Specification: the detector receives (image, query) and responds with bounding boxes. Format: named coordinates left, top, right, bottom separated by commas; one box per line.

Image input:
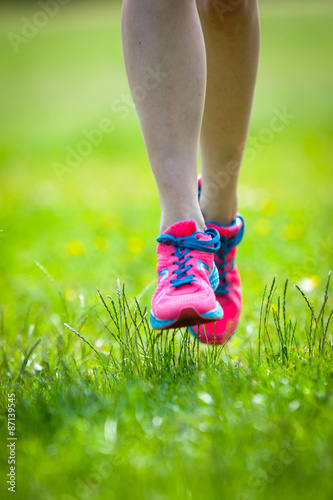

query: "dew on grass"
left=152, top=416, right=162, bottom=427
left=297, top=277, right=317, bottom=293
left=252, top=394, right=265, bottom=405
left=197, top=391, right=214, bottom=405
left=79, top=294, right=85, bottom=308
left=27, top=324, right=35, bottom=337
left=280, top=377, right=289, bottom=385
left=288, top=400, right=301, bottom=412
left=246, top=324, right=254, bottom=336
left=198, top=421, right=211, bottom=433
left=104, top=419, right=117, bottom=444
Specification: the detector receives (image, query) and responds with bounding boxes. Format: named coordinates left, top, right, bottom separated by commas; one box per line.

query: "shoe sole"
left=150, top=302, right=223, bottom=330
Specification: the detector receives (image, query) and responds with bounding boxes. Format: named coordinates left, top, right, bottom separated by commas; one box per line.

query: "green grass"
left=1, top=1, right=333, bottom=499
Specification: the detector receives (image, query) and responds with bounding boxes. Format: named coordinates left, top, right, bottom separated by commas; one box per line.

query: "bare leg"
left=121, top=0, right=207, bottom=232
left=196, top=0, right=260, bottom=225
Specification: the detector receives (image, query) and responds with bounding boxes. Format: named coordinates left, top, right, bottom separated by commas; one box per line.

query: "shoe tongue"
left=164, top=220, right=198, bottom=238
left=208, top=217, right=242, bottom=238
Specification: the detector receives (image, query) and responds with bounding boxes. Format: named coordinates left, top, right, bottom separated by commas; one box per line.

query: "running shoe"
left=189, top=176, right=245, bottom=344
left=150, top=220, right=224, bottom=330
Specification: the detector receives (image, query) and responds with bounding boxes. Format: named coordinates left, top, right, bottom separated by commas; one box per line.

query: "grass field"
left=0, top=1, right=333, bottom=499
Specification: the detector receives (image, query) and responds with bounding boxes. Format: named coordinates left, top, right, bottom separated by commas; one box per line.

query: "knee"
left=197, top=0, right=258, bottom=28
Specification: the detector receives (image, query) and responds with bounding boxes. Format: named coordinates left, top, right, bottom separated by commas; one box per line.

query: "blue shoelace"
left=157, top=228, right=220, bottom=288
left=215, top=217, right=244, bottom=295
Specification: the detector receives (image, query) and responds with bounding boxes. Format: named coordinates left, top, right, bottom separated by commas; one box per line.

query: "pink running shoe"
left=189, top=177, right=245, bottom=344
left=150, top=220, right=224, bottom=330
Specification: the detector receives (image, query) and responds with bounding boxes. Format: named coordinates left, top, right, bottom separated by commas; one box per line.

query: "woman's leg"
left=121, top=0, right=207, bottom=232
left=196, top=0, right=260, bottom=225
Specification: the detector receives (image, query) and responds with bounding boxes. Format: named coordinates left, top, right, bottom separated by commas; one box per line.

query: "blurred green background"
left=1, top=0, right=333, bottom=318
left=1, top=2, right=333, bottom=500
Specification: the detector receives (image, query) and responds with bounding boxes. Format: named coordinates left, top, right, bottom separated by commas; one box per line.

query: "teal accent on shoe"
left=197, top=260, right=210, bottom=272
left=201, top=302, right=223, bottom=320
left=149, top=310, right=177, bottom=329
left=209, top=263, right=219, bottom=292
left=157, top=268, right=169, bottom=283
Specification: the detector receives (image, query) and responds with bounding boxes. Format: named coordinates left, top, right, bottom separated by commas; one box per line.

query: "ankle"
left=160, top=207, right=205, bottom=233
left=200, top=194, right=238, bottom=226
